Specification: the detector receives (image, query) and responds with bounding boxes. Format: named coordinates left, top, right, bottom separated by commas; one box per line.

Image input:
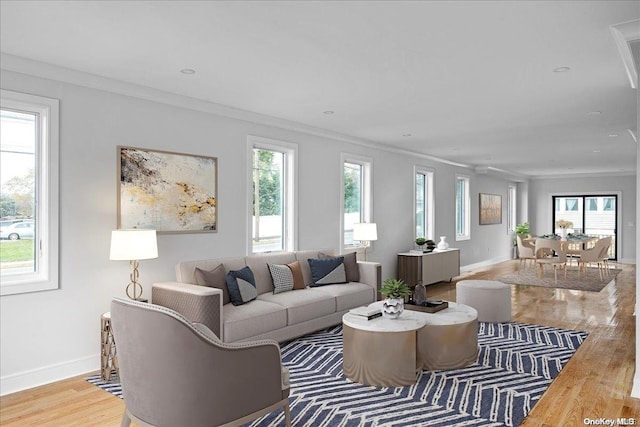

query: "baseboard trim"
left=0, top=354, right=99, bottom=396
left=461, top=256, right=513, bottom=274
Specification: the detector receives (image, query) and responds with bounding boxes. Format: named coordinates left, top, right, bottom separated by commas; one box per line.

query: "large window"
left=248, top=136, right=296, bottom=253
left=415, top=167, right=434, bottom=240
left=455, top=175, right=470, bottom=241
left=0, top=90, right=59, bottom=295
left=341, top=154, right=372, bottom=249
left=507, top=184, right=517, bottom=233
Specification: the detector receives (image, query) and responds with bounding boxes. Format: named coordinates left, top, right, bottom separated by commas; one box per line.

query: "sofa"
left=152, top=249, right=381, bottom=343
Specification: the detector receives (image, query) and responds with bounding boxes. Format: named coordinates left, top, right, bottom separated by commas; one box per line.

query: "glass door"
left=552, top=195, right=617, bottom=260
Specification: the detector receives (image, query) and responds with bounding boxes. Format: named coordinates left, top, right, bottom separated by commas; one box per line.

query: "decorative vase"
left=559, top=228, right=568, bottom=241
left=414, top=281, right=427, bottom=305
left=437, top=236, right=449, bottom=250
left=382, top=298, right=404, bottom=319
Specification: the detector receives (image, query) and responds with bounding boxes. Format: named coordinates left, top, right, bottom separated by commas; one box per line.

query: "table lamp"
left=353, top=222, right=377, bottom=261
left=110, top=229, right=158, bottom=301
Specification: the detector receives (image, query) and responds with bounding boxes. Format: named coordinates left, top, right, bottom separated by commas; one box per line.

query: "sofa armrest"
left=152, top=282, right=223, bottom=340
left=356, top=261, right=382, bottom=300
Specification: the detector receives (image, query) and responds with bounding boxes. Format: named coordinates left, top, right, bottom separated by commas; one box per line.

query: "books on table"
left=349, top=306, right=382, bottom=320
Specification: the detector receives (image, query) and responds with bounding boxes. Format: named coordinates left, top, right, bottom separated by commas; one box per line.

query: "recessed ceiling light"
left=587, top=111, right=602, bottom=115
left=402, top=133, right=412, bottom=137
left=608, top=133, right=619, bottom=137
left=593, top=149, right=601, bottom=153
left=180, top=69, right=196, bottom=75
left=553, top=66, right=571, bottom=73
left=323, top=110, right=335, bottom=115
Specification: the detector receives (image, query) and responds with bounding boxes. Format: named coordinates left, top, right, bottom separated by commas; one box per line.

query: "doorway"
left=552, top=195, right=617, bottom=260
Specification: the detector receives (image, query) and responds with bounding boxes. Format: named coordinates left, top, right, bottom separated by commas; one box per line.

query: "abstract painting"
left=117, top=146, right=217, bottom=233
left=479, top=193, right=502, bottom=225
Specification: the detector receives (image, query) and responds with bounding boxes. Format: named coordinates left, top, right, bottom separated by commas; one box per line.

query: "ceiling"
left=1, top=1, right=638, bottom=179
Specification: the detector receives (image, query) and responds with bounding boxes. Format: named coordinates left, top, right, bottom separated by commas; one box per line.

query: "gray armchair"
left=110, top=298, right=291, bottom=427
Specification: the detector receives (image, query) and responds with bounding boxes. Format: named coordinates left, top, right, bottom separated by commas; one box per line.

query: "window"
left=603, top=197, right=615, bottom=211
left=586, top=197, right=598, bottom=211
left=415, top=167, right=434, bottom=240
left=341, top=154, right=372, bottom=249
left=1, top=90, right=59, bottom=295
left=565, top=198, right=579, bottom=211
left=455, top=175, right=470, bottom=240
left=248, top=136, right=297, bottom=253
left=507, top=184, right=516, bottom=233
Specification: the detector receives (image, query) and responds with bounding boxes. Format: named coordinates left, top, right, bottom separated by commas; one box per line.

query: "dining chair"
left=578, top=237, right=612, bottom=281
left=534, top=238, right=567, bottom=284
left=516, top=234, right=535, bottom=270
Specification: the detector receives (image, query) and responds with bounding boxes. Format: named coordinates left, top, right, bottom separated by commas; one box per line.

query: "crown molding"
left=610, top=19, right=640, bottom=89
left=0, top=53, right=473, bottom=170
left=530, top=170, right=636, bottom=180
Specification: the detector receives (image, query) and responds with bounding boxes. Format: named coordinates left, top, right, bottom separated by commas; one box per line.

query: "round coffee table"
left=342, top=309, right=428, bottom=387
left=413, top=301, right=478, bottom=370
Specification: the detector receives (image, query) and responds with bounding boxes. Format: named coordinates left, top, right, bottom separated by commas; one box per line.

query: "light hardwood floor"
left=1, top=260, right=638, bottom=426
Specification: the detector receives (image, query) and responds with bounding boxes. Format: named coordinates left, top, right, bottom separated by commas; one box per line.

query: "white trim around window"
left=414, top=166, right=434, bottom=241
left=246, top=135, right=298, bottom=254
left=340, top=153, right=373, bottom=252
left=455, top=174, right=471, bottom=241
left=507, top=184, right=517, bottom=233
left=0, top=90, right=59, bottom=296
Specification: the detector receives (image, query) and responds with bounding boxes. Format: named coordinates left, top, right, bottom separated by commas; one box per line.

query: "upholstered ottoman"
left=456, top=280, right=511, bottom=323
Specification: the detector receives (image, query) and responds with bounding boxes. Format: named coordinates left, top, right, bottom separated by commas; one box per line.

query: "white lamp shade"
left=110, top=229, right=158, bottom=261
left=353, top=223, right=378, bottom=241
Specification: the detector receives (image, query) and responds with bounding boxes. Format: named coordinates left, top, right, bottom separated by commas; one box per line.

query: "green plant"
left=515, top=222, right=530, bottom=236
left=415, top=237, right=427, bottom=246
left=380, top=278, right=412, bottom=299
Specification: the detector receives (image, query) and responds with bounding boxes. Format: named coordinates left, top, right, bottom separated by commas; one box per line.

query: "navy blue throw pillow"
left=226, top=266, right=258, bottom=306
left=308, top=256, right=347, bottom=286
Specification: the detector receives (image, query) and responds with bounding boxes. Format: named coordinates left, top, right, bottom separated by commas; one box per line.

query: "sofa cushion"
left=257, top=289, right=335, bottom=325
left=194, top=264, right=230, bottom=305
left=268, top=263, right=294, bottom=294
left=319, top=251, right=359, bottom=282
left=310, top=282, right=376, bottom=312
left=287, top=261, right=306, bottom=290
left=226, top=266, right=258, bottom=306
left=246, top=253, right=297, bottom=294
left=308, top=256, right=347, bottom=286
left=223, top=300, right=287, bottom=342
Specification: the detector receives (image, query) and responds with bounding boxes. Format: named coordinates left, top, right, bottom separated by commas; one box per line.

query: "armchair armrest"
left=357, top=261, right=382, bottom=299
left=152, top=281, right=223, bottom=340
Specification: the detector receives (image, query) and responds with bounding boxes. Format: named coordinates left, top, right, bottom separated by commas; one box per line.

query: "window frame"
left=507, top=184, right=517, bottom=233
left=247, top=136, right=297, bottom=254
left=0, top=89, right=59, bottom=296
left=455, top=174, right=471, bottom=241
left=414, top=166, right=434, bottom=240
left=340, top=153, right=373, bottom=252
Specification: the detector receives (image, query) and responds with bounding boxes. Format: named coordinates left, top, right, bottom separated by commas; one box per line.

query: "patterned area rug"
left=87, top=322, right=587, bottom=427
left=498, top=266, right=621, bottom=292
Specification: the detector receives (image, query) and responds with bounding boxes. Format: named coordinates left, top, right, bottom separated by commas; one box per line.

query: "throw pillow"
left=268, top=263, right=294, bottom=294
left=194, top=265, right=230, bottom=305
left=287, top=260, right=306, bottom=290
left=308, top=256, right=347, bottom=287
left=226, top=266, right=258, bottom=306
left=319, top=251, right=360, bottom=282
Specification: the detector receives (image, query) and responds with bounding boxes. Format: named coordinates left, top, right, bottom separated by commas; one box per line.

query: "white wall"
left=527, top=176, right=636, bottom=263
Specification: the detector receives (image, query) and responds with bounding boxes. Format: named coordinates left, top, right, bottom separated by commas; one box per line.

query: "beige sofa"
left=152, top=249, right=381, bottom=343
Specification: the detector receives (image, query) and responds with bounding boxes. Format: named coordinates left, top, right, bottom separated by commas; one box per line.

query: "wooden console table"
left=397, top=249, right=460, bottom=286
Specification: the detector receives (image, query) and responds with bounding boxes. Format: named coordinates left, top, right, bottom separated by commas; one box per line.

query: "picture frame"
left=479, top=193, right=502, bottom=225
left=117, top=146, right=218, bottom=234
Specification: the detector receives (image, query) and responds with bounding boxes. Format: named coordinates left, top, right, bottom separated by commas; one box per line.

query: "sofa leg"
left=284, top=402, right=292, bottom=427
left=121, top=410, right=131, bottom=427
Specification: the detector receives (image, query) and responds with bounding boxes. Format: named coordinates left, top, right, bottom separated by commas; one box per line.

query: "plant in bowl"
left=380, top=279, right=412, bottom=319
left=415, top=237, right=427, bottom=247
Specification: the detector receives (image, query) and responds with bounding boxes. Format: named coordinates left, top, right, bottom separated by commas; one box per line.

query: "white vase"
left=437, top=236, right=449, bottom=250
left=559, top=228, right=568, bottom=241
left=382, top=298, right=404, bottom=319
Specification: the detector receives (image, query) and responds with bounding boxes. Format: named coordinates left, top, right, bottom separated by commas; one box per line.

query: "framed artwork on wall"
left=117, top=146, right=217, bottom=233
left=479, top=193, right=502, bottom=225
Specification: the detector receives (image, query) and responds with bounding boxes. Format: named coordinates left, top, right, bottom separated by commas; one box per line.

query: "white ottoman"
left=456, top=280, right=512, bottom=323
